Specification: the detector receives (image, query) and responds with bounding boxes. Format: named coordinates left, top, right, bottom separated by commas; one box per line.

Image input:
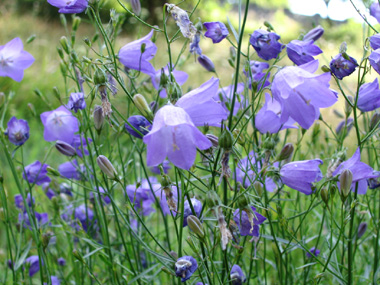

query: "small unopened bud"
left=70, top=51, right=79, bottom=63
left=264, top=21, right=274, bottom=31
left=197, top=55, right=215, bottom=72
left=262, top=137, right=276, bottom=151
left=160, top=174, right=171, bottom=188
left=253, top=181, right=263, bottom=197
left=340, top=169, right=353, bottom=200
left=187, top=215, right=205, bottom=238
left=357, top=222, right=367, bottom=238
left=206, top=190, right=221, bottom=208
left=159, top=68, right=169, bottom=88
left=41, top=232, right=52, bottom=249
left=206, top=134, right=219, bottom=148
left=26, top=34, right=36, bottom=44
left=97, top=155, right=117, bottom=179
left=60, top=36, right=70, bottom=54
left=72, top=16, right=81, bottom=31
left=93, top=105, right=104, bottom=132
left=219, top=129, right=233, bottom=150
left=72, top=250, right=85, bottom=263
left=84, top=38, right=91, bottom=47
left=320, top=187, right=329, bottom=206
left=133, top=94, right=153, bottom=120
left=370, top=113, right=380, bottom=130
left=130, top=0, right=141, bottom=15
left=277, top=143, right=294, bottom=161
left=47, top=166, right=61, bottom=177
left=57, top=47, right=64, bottom=60
left=56, top=140, right=76, bottom=156
left=60, top=14, right=67, bottom=28
left=303, top=25, right=324, bottom=42
left=321, top=65, right=330, bottom=73
left=94, top=69, right=107, bottom=86
left=51, top=196, right=60, bottom=212
left=53, top=86, right=61, bottom=101
left=166, top=81, right=182, bottom=103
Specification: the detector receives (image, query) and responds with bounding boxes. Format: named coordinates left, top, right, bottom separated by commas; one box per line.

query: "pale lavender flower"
left=357, top=78, right=380, bottom=112
left=130, top=0, right=141, bottom=15
left=369, top=49, right=380, bottom=75
left=183, top=198, right=202, bottom=227
left=126, top=178, right=159, bottom=216
left=332, top=148, right=380, bottom=195
left=330, top=53, right=358, bottom=80
left=70, top=135, right=92, bottom=157
left=58, top=160, right=85, bottom=180
left=306, top=247, right=320, bottom=258
left=303, top=25, right=324, bottom=42
left=255, top=93, right=296, bottom=134
left=44, top=276, right=60, bottom=285
left=370, top=2, right=380, bottom=23
left=118, top=30, right=157, bottom=76
left=272, top=60, right=338, bottom=129
left=149, top=160, right=171, bottom=174
left=336, top=117, right=354, bottom=136
left=216, top=83, right=245, bottom=116
left=125, top=115, right=151, bottom=139
left=176, top=77, right=228, bottom=127
left=47, top=0, right=88, bottom=14
left=67, top=92, right=86, bottom=113
left=143, top=105, right=212, bottom=170
left=40, top=105, right=79, bottom=143
left=14, top=193, right=34, bottom=211
left=286, top=40, right=322, bottom=66
left=233, top=206, right=266, bottom=237
left=175, top=256, right=198, bottom=282
left=19, top=211, right=49, bottom=229
left=370, top=34, right=380, bottom=50
left=230, top=264, right=246, bottom=284
left=23, top=161, right=51, bottom=185
left=204, top=21, right=229, bottom=43
left=0, top=37, right=34, bottom=82
left=243, top=60, right=271, bottom=90
left=249, top=29, right=284, bottom=60
left=25, top=256, right=42, bottom=277
left=280, top=159, right=323, bottom=195
left=89, top=187, right=111, bottom=205
left=151, top=66, right=188, bottom=98
left=6, top=117, right=30, bottom=146
left=62, top=204, right=96, bottom=232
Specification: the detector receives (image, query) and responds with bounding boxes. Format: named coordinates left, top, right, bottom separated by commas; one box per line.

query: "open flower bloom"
left=216, top=83, right=245, bottom=116
left=369, top=49, right=380, bottom=75
left=126, top=178, right=159, bottom=216
left=332, top=148, right=380, bottom=195
left=0, top=37, right=34, bottom=82
left=204, top=21, right=229, bottom=43
left=47, top=0, right=88, bottom=13
left=176, top=77, right=228, bottom=127
left=280, top=159, right=323, bottom=195
left=6, top=117, right=30, bottom=146
left=61, top=204, right=97, bottom=232
left=357, top=78, right=380, bottom=112
left=23, top=161, right=51, bottom=185
left=40, top=105, right=79, bottom=143
left=19, top=211, right=49, bottom=229
left=286, top=40, right=322, bottom=66
left=143, top=105, right=212, bottom=170
left=370, top=2, right=380, bottom=24
left=249, top=29, right=284, bottom=60
left=370, top=34, right=380, bottom=50
left=272, top=60, right=338, bottom=129
left=67, top=92, right=86, bottom=113
left=306, top=247, right=321, bottom=258
left=175, top=256, right=198, bottom=282
left=330, top=53, right=358, bottom=79
left=230, top=264, right=247, bottom=284
left=233, top=206, right=266, bottom=237
left=255, top=93, right=296, bottom=134
left=151, top=66, right=188, bottom=98
left=119, top=30, right=157, bottom=76
left=25, top=256, right=42, bottom=277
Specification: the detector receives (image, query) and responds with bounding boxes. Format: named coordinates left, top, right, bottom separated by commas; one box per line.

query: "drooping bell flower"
left=23, top=161, right=51, bottom=185
left=370, top=2, right=380, bottom=24
left=25, top=256, right=42, bottom=277
left=61, top=204, right=97, bottom=232
left=40, top=105, right=79, bottom=143
left=272, top=60, right=338, bottom=129
left=370, top=34, right=380, bottom=50
left=143, top=105, right=212, bottom=170
left=215, top=83, right=245, bottom=116
left=249, top=29, right=284, bottom=61
left=125, top=115, right=151, bottom=139
left=330, top=53, right=358, bottom=80
left=0, top=37, right=34, bottom=82
left=183, top=198, right=202, bottom=227
left=176, top=77, right=228, bottom=127
left=67, top=92, right=86, bottom=113
left=14, top=193, right=34, bottom=211
left=175, top=256, right=198, bottom=282
left=280, top=159, right=323, bottom=195
left=230, top=264, right=247, bottom=284
left=243, top=60, right=271, bottom=90
left=306, top=247, right=321, bottom=258
left=369, top=49, right=380, bottom=75
left=118, top=30, right=157, bottom=76
left=47, top=0, right=88, bottom=13
left=332, top=148, right=380, bottom=195
left=19, top=211, right=49, bottom=229
left=70, top=135, right=92, bottom=157
left=357, top=78, right=380, bottom=112
left=204, top=21, right=229, bottom=43
left=233, top=206, right=266, bottom=237
left=126, top=178, right=158, bottom=216
left=335, top=117, right=354, bottom=136
left=58, top=160, right=86, bottom=180
left=6, top=117, right=30, bottom=146
left=303, top=25, right=324, bottom=42
left=151, top=66, right=188, bottom=98
left=255, top=93, right=296, bottom=134
left=286, top=40, right=322, bottom=66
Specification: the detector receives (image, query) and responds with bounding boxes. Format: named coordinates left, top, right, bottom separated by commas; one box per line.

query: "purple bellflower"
left=369, top=49, right=380, bottom=75
left=58, top=160, right=86, bottom=180
left=306, top=247, right=320, bottom=258
left=249, top=29, right=284, bottom=61
left=332, top=148, right=380, bottom=195
left=42, top=183, right=73, bottom=200
left=357, top=78, right=380, bottom=112
left=47, top=0, right=88, bottom=13
left=143, top=105, right=212, bottom=170
left=57, top=257, right=66, bottom=266
left=230, top=264, right=247, bottom=285
left=19, top=211, right=49, bottom=229
left=125, top=115, right=151, bottom=139
left=149, top=160, right=171, bottom=174
left=176, top=77, right=228, bottom=127
left=198, top=55, right=216, bottom=72
left=183, top=198, right=202, bottom=227
left=204, top=21, right=229, bottom=43
left=286, top=40, right=322, bottom=66
left=126, top=178, right=159, bottom=216
left=62, top=204, right=96, bottom=232
left=330, top=53, right=358, bottom=80
left=6, top=117, right=30, bottom=146
left=67, top=92, right=86, bottom=113
left=151, top=66, right=188, bottom=98
left=303, top=25, right=324, bottom=42
left=280, top=159, right=323, bottom=195
left=25, top=256, right=42, bottom=277
left=155, top=185, right=180, bottom=216
left=119, top=30, right=157, bottom=76
left=23, top=161, right=51, bottom=185
left=216, top=83, right=245, bottom=116
left=370, top=2, right=380, bottom=23
left=40, top=105, right=79, bottom=143
left=233, top=206, right=266, bottom=237
left=14, top=193, right=34, bottom=211
left=272, top=60, right=338, bottom=129
left=44, top=276, right=60, bottom=285
left=255, top=93, right=296, bottom=134
left=0, top=37, right=34, bottom=82
left=175, top=256, right=198, bottom=282
left=70, top=135, right=92, bottom=157
left=370, top=34, right=380, bottom=50
left=336, top=117, right=354, bottom=136
left=90, top=187, right=111, bottom=205
left=243, top=60, right=271, bottom=90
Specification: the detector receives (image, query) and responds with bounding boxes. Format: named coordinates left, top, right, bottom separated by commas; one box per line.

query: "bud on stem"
left=97, top=155, right=117, bottom=180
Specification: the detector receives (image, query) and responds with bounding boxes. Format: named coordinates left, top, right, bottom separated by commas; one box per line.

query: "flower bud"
left=277, top=143, right=294, bottom=161
left=130, top=0, right=141, bottom=15
left=160, top=174, right=171, bottom=188
left=72, top=250, right=85, bottom=264
left=72, top=16, right=81, bottom=31
left=159, top=68, right=169, bottom=88
left=253, top=181, right=263, bottom=197
left=357, top=222, right=367, bottom=238
left=166, top=81, right=182, bottom=103
left=94, top=69, right=107, bottom=86
left=187, top=215, right=205, bottom=238
left=97, top=155, right=117, bottom=179
left=60, top=36, right=70, bottom=54
left=57, top=47, right=64, bottom=60
left=206, top=190, right=221, bottom=208
left=264, top=21, right=274, bottom=31
left=303, top=25, right=324, bottom=42
left=93, top=105, right=104, bottom=132
left=84, top=38, right=91, bottom=47
left=340, top=169, right=353, bottom=200
left=370, top=113, right=380, bottom=130
left=47, top=166, right=61, bottom=177
left=41, top=232, right=52, bottom=250
left=55, top=140, right=77, bottom=156
left=133, top=94, right=153, bottom=121
left=197, top=55, right=215, bottom=72
left=125, top=115, right=151, bottom=139
left=206, top=134, right=219, bottom=148
left=320, top=187, right=329, bottom=206
left=321, top=65, right=330, bottom=73
left=219, top=129, right=233, bottom=150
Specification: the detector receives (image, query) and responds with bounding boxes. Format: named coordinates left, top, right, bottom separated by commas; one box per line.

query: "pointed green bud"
left=206, top=190, right=221, bottom=208
left=47, top=166, right=61, bottom=177
left=140, top=43, right=146, bottom=54
left=160, top=174, right=171, bottom=188
left=219, top=129, right=234, bottom=150
left=26, top=35, right=36, bottom=44
left=187, top=215, right=205, bottom=238
left=60, top=36, right=70, bottom=54
left=97, top=155, right=117, bottom=180
left=159, top=68, right=169, bottom=88
left=340, top=169, right=353, bottom=201
left=277, top=143, right=294, bottom=161
left=93, top=105, right=104, bottom=132
left=229, top=46, right=236, bottom=61
left=320, top=187, right=329, bottom=206
left=133, top=94, right=153, bottom=120
left=72, top=16, right=81, bottom=31
left=370, top=113, right=380, bottom=130
left=321, top=65, right=331, bottom=73
left=264, top=21, right=274, bottom=31
left=57, top=47, right=64, bottom=60
left=253, top=181, right=263, bottom=197
left=236, top=194, right=250, bottom=209
left=84, top=38, right=91, bottom=47
left=94, top=69, right=107, bottom=86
